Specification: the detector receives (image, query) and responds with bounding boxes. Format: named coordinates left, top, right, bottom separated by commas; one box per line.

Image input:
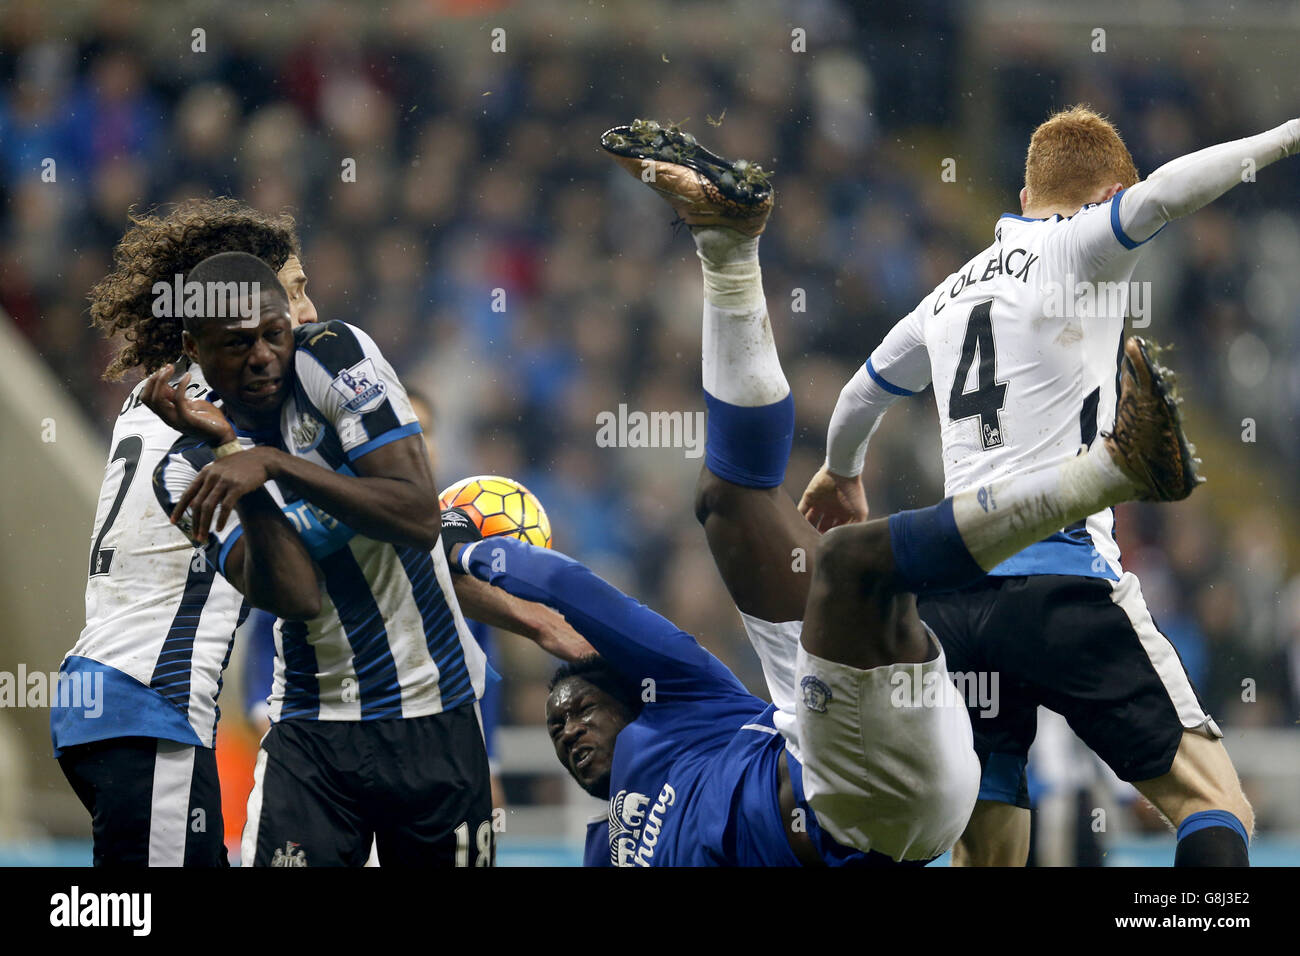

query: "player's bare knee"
left=1167, top=790, right=1254, bottom=837
left=1205, top=778, right=1255, bottom=835
left=1143, top=734, right=1256, bottom=835
left=1230, top=794, right=1255, bottom=836
left=812, top=522, right=894, bottom=598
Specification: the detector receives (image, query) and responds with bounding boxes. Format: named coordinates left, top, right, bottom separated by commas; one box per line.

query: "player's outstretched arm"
left=450, top=536, right=748, bottom=698
left=163, top=434, right=441, bottom=552
left=451, top=573, right=595, bottom=662
left=438, top=508, right=594, bottom=660
left=803, top=309, right=931, bottom=528
left=454, top=574, right=595, bottom=665
left=1117, top=118, right=1300, bottom=244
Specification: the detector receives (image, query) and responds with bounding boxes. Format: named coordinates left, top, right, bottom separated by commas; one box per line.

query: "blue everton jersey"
left=154, top=321, right=488, bottom=722
left=459, top=537, right=870, bottom=867
left=583, top=818, right=610, bottom=868
left=598, top=671, right=783, bottom=867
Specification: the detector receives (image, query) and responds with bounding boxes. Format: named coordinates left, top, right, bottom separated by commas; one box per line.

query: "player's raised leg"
left=601, top=121, right=816, bottom=633
left=688, top=218, right=818, bottom=627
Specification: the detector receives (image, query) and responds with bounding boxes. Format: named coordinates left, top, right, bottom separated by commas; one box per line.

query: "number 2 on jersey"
left=949, top=300, right=1008, bottom=450
left=88, top=435, right=144, bottom=577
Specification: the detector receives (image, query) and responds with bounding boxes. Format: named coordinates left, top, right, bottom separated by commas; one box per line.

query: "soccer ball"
left=439, top=475, right=553, bottom=549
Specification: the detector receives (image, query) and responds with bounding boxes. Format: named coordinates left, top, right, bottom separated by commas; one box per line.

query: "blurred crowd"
left=2, top=0, right=1297, bottom=759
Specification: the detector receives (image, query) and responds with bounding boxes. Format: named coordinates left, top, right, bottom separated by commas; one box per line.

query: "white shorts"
left=739, top=612, right=980, bottom=862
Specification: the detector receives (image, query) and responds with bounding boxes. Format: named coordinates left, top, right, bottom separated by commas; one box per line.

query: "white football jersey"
left=868, top=194, right=1159, bottom=578
left=54, top=361, right=247, bottom=755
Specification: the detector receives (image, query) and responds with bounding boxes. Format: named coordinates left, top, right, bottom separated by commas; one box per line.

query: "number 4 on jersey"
left=949, top=300, right=1008, bottom=450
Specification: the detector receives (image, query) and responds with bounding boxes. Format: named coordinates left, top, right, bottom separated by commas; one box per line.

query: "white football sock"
left=951, top=444, right=1138, bottom=571
left=695, top=227, right=789, bottom=407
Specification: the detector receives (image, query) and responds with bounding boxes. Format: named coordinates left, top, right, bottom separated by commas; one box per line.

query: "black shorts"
left=242, top=702, right=494, bottom=867
left=918, top=572, right=1220, bottom=809
left=58, top=736, right=228, bottom=867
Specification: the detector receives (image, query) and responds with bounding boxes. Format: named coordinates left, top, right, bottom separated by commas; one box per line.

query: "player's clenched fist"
left=173, top=447, right=275, bottom=542
left=798, top=464, right=869, bottom=531
left=141, top=363, right=236, bottom=447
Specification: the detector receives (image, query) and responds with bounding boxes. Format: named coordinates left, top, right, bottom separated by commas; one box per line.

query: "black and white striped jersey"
left=153, top=321, right=488, bottom=723
left=53, top=361, right=247, bottom=756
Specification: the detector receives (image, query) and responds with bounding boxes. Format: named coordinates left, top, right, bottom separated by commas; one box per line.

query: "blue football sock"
left=703, top=391, right=794, bottom=489
left=886, top=498, right=986, bottom=594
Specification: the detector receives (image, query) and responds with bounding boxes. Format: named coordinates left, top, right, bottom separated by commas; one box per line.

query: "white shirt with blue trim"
left=834, top=198, right=1154, bottom=579
left=827, top=120, right=1300, bottom=580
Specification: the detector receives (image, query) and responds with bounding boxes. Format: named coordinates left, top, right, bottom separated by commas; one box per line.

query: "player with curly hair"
left=89, top=197, right=313, bottom=380
left=59, top=197, right=589, bottom=867
left=53, top=198, right=314, bottom=866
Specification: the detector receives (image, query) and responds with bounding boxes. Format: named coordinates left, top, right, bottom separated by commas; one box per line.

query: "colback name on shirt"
left=932, top=246, right=1040, bottom=315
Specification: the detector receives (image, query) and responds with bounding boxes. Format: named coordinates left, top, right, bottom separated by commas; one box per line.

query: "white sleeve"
left=1117, top=119, right=1300, bottom=244
left=1046, top=119, right=1300, bottom=275
left=825, top=309, right=931, bottom=478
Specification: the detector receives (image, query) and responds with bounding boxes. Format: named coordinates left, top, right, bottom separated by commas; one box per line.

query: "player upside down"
left=439, top=122, right=1203, bottom=865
